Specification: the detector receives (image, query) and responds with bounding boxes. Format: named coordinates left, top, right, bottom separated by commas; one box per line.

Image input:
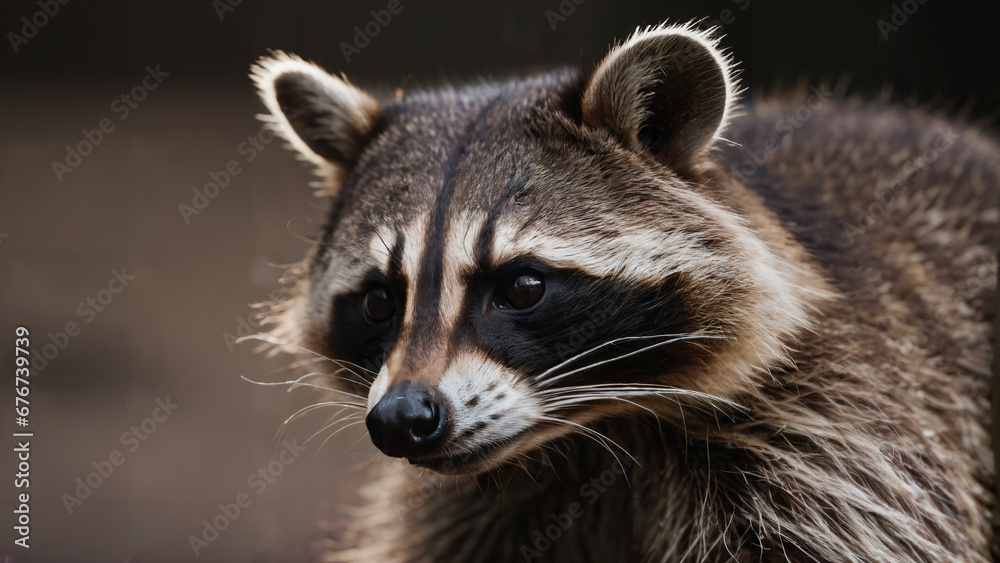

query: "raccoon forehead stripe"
left=389, top=212, right=481, bottom=380
left=403, top=96, right=504, bottom=360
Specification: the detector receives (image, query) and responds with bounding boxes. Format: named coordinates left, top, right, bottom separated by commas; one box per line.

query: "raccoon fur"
left=250, top=22, right=998, bottom=563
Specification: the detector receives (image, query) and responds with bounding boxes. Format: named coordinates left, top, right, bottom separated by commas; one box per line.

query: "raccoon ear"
left=251, top=52, right=380, bottom=174
left=581, top=24, right=737, bottom=170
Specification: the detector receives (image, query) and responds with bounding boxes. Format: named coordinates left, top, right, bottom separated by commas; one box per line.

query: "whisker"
left=313, top=419, right=369, bottom=465
left=264, top=356, right=326, bottom=377
left=537, top=334, right=731, bottom=388
left=533, top=332, right=708, bottom=382
left=241, top=375, right=370, bottom=403
left=305, top=412, right=363, bottom=446
left=345, top=430, right=373, bottom=455
left=274, top=405, right=350, bottom=457
left=538, top=383, right=743, bottom=446
left=537, top=415, right=637, bottom=478
left=242, top=333, right=380, bottom=377
left=548, top=394, right=660, bottom=419
left=294, top=368, right=372, bottom=389
left=540, top=383, right=742, bottom=408
left=242, top=370, right=370, bottom=392
left=237, top=334, right=379, bottom=382
left=282, top=401, right=367, bottom=426
left=271, top=401, right=366, bottom=449
left=675, top=393, right=688, bottom=445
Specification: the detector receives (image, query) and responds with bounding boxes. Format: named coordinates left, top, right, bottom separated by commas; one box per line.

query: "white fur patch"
left=437, top=352, right=542, bottom=451
left=490, top=177, right=742, bottom=281
left=368, top=365, right=391, bottom=410
left=437, top=211, right=485, bottom=332
left=391, top=215, right=433, bottom=361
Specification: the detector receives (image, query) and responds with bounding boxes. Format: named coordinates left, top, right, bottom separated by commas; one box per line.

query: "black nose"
left=366, top=382, right=449, bottom=458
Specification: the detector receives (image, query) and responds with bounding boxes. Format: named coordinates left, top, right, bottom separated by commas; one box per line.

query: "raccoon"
left=251, top=23, right=998, bottom=563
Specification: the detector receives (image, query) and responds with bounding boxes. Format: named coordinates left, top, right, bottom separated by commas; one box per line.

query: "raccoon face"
left=254, top=24, right=824, bottom=475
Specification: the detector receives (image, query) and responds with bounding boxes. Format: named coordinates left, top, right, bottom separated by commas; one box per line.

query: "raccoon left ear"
left=251, top=52, right=380, bottom=180
left=581, top=23, right=737, bottom=170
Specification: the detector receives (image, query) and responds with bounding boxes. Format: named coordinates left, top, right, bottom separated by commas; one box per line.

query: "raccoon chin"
left=409, top=414, right=609, bottom=476
left=407, top=436, right=531, bottom=475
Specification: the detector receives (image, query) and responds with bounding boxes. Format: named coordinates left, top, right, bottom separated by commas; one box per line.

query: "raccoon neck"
left=351, top=338, right=983, bottom=563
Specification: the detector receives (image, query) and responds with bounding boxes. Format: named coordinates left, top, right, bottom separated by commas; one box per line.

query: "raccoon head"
left=253, top=24, right=829, bottom=475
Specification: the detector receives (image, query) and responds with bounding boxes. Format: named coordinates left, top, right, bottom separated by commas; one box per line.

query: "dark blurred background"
left=1, top=1, right=997, bottom=562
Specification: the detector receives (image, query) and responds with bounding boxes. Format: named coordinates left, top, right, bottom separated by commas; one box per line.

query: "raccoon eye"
left=495, top=273, right=545, bottom=310
left=363, top=285, right=396, bottom=323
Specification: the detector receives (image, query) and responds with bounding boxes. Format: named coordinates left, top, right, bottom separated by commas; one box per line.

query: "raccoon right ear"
left=581, top=23, right=737, bottom=172
left=251, top=52, right=380, bottom=177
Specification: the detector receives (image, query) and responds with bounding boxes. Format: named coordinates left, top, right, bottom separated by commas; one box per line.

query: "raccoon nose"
left=366, top=382, right=449, bottom=458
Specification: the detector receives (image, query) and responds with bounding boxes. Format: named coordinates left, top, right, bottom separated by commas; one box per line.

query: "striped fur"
left=253, top=22, right=997, bottom=562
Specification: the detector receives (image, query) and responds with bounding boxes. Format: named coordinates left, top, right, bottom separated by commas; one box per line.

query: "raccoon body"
left=252, top=23, right=998, bottom=562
